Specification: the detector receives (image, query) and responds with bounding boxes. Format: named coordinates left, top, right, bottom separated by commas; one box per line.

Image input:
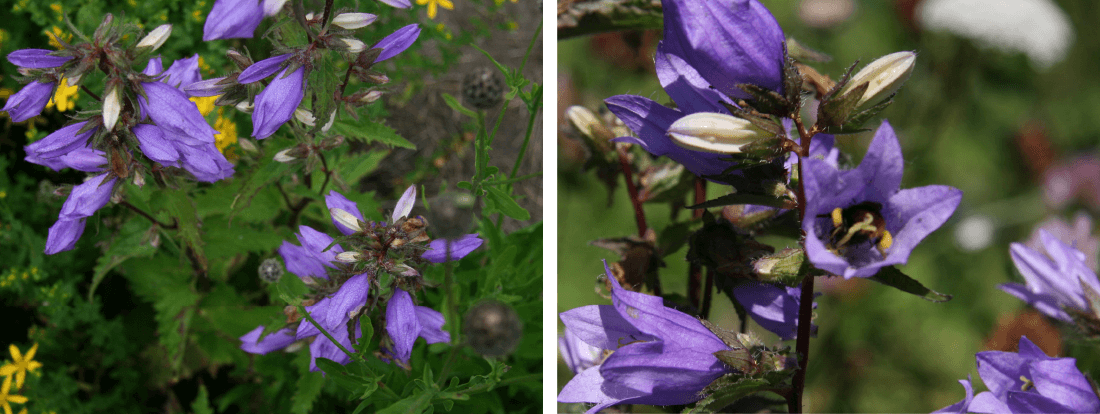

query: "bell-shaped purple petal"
left=141, top=81, right=218, bottom=145
left=605, top=94, right=734, bottom=178
left=295, top=225, right=343, bottom=268
left=932, top=376, right=974, bottom=414
left=57, top=149, right=107, bottom=172
left=373, top=24, right=420, bottom=63
left=143, top=57, right=164, bottom=76
left=654, top=44, right=728, bottom=115
left=278, top=241, right=329, bottom=280
left=25, top=121, right=97, bottom=160
left=559, top=328, right=604, bottom=375
left=184, top=77, right=229, bottom=97
left=306, top=320, right=358, bottom=372
left=422, top=233, right=483, bottom=262
left=239, top=326, right=296, bottom=355
left=1029, top=358, right=1100, bottom=413
left=731, top=281, right=817, bottom=340
left=238, top=54, right=291, bottom=84
left=3, top=80, right=54, bottom=122
left=132, top=124, right=181, bottom=166
left=59, top=174, right=116, bottom=221
left=177, top=142, right=235, bottom=182
left=325, top=190, right=365, bottom=235
left=660, top=0, right=785, bottom=99
left=296, top=273, right=370, bottom=340
left=203, top=0, right=265, bottom=41
left=162, top=54, right=201, bottom=89
left=45, top=218, right=86, bottom=254
left=392, top=185, right=416, bottom=222
left=377, top=0, right=412, bottom=8
left=414, top=306, right=449, bottom=344
left=803, top=121, right=962, bottom=278
left=7, top=49, right=73, bottom=69
left=386, top=288, right=420, bottom=363
left=1000, top=229, right=1100, bottom=322
left=251, top=66, right=305, bottom=139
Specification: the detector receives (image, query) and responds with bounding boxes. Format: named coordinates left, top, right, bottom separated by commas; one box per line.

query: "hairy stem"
left=119, top=200, right=177, bottom=229
left=617, top=146, right=647, bottom=237
left=688, top=177, right=705, bottom=312
left=790, top=115, right=816, bottom=414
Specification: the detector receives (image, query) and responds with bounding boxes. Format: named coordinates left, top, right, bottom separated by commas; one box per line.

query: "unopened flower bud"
left=330, top=208, right=363, bottom=232
left=136, top=24, right=172, bottom=51
left=321, top=111, right=335, bottom=132
left=342, top=38, right=367, bottom=53
left=394, top=264, right=419, bottom=278
left=263, top=0, right=287, bottom=16
left=132, top=172, right=145, bottom=187
left=332, top=13, right=377, bottom=30
left=294, top=108, right=316, bottom=126
left=273, top=148, right=296, bottom=162
left=103, top=86, right=121, bottom=131
left=235, top=101, right=254, bottom=113
left=667, top=112, right=775, bottom=154
left=237, top=138, right=258, bottom=152
left=841, top=51, right=916, bottom=108
left=335, top=251, right=362, bottom=263
left=226, top=50, right=253, bottom=70
left=362, top=72, right=389, bottom=84
left=359, top=90, right=383, bottom=103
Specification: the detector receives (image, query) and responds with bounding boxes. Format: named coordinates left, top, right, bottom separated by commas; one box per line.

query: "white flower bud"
left=132, top=172, right=145, bottom=187
left=667, top=112, right=775, bottom=154
left=274, top=148, right=296, bottom=162
left=359, top=90, right=384, bottom=103
left=330, top=208, right=363, bottom=232
left=332, top=13, right=377, bottom=30
left=392, top=185, right=417, bottom=222
left=103, top=86, right=121, bottom=131
left=137, top=24, right=172, bottom=51
left=294, top=108, right=316, bottom=126
left=335, top=251, right=362, bottom=263
left=342, top=38, right=367, bottom=53
left=321, top=111, right=336, bottom=133
left=235, top=101, right=254, bottom=113
left=238, top=138, right=258, bottom=152
left=841, top=51, right=916, bottom=108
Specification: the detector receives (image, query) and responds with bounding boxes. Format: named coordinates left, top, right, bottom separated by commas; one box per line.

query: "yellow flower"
left=0, top=375, right=27, bottom=414
left=213, top=112, right=239, bottom=161
left=0, top=344, right=41, bottom=390
left=46, top=77, right=78, bottom=112
left=190, top=95, right=218, bottom=117
left=45, top=26, right=70, bottom=49
left=416, top=0, right=453, bottom=20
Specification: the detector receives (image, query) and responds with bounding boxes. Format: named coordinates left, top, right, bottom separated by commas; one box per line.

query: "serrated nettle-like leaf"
left=867, top=266, right=952, bottom=302
left=688, top=376, right=771, bottom=414
left=485, top=186, right=529, bottom=220
left=291, top=370, right=325, bottom=414
left=330, top=117, right=415, bottom=149
left=89, top=217, right=157, bottom=300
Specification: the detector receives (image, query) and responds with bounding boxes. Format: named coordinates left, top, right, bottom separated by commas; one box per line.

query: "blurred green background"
left=557, top=0, right=1100, bottom=411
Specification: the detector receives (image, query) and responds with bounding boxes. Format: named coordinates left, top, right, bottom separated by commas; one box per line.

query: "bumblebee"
left=822, top=201, right=893, bottom=257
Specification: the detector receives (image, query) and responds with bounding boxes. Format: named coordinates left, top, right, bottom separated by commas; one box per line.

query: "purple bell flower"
left=24, top=121, right=98, bottom=170
left=559, top=327, right=604, bottom=375
left=802, top=121, right=961, bottom=279
left=202, top=0, right=265, bottom=41
left=373, top=24, right=421, bottom=62
left=239, top=326, right=296, bottom=355
left=57, top=149, right=107, bottom=172
left=384, top=288, right=450, bottom=364
left=558, top=261, right=736, bottom=413
left=161, top=54, right=202, bottom=89
left=251, top=66, right=305, bottom=139
left=376, top=0, right=412, bottom=9
left=278, top=241, right=330, bottom=280
left=1000, top=229, right=1100, bottom=323
left=140, top=81, right=218, bottom=146
left=3, top=80, right=54, bottom=122
left=935, top=336, right=1100, bottom=413
left=7, top=49, right=73, bottom=69
left=45, top=173, right=117, bottom=254
left=731, top=281, right=818, bottom=340
left=237, top=54, right=291, bottom=84
left=294, top=272, right=370, bottom=371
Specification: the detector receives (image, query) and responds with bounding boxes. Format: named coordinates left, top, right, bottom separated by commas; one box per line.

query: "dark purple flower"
left=24, top=121, right=98, bottom=170
left=295, top=272, right=370, bottom=371
left=237, top=54, right=291, bottom=84
left=57, top=149, right=107, bottom=172
left=559, top=327, right=604, bottom=375
left=422, top=234, right=483, bottom=263
left=1000, top=229, right=1100, bottom=323
left=140, top=82, right=219, bottom=146
left=373, top=24, right=421, bottom=63
left=802, top=121, right=961, bottom=279
left=278, top=241, right=329, bottom=280
left=161, top=54, right=202, bottom=89
left=558, top=261, right=735, bottom=412
left=385, top=288, right=450, bottom=364
left=132, top=124, right=181, bottom=166
left=203, top=0, right=265, bottom=41
left=239, top=326, right=296, bottom=355
left=7, top=49, right=72, bottom=69
left=251, top=66, right=305, bottom=139
left=731, top=281, right=817, bottom=340
left=46, top=174, right=117, bottom=254
left=936, top=336, right=1100, bottom=413
left=3, top=80, right=54, bottom=122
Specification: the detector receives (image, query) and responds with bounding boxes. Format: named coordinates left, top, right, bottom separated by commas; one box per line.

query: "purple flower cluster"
left=2, top=50, right=72, bottom=122
left=241, top=186, right=482, bottom=370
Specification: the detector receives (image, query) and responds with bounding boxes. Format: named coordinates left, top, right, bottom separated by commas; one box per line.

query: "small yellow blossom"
left=49, top=3, right=62, bottom=21
left=192, top=9, right=203, bottom=22
left=434, top=23, right=453, bottom=40
left=45, top=26, right=71, bottom=49
left=213, top=112, right=239, bottom=161
left=190, top=95, right=218, bottom=117
left=0, top=344, right=42, bottom=390
left=416, top=0, right=453, bottom=20
left=0, top=375, right=27, bottom=414
left=46, top=77, right=78, bottom=112
left=198, top=56, right=213, bottom=75
left=0, top=89, right=12, bottom=99
left=127, top=0, right=137, bottom=6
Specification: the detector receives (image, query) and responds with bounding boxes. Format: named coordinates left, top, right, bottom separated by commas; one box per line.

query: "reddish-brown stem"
left=617, top=146, right=647, bottom=238
left=688, top=177, right=706, bottom=312
left=789, top=116, right=816, bottom=414
left=119, top=200, right=177, bottom=229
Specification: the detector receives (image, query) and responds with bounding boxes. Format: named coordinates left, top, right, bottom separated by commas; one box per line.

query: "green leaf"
left=275, top=272, right=310, bottom=305
left=868, top=266, right=953, bottom=302
left=442, top=93, right=478, bottom=118
left=330, top=117, right=415, bottom=149
left=686, top=193, right=789, bottom=210
left=485, top=186, right=530, bottom=220
left=291, top=370, right=325, bottom=414
left=161, top=188, right=207, bottom=274
left=228, top=148, right=292, bottom=224
left=687, top=376, right=771, bottom=413
left=357, top=320, right=374, bottom=355
left=89, top=217, right=157, bottom=300
left=191, top=383, right=214, bottom=414
left=338, top=149, right=389, bottom=187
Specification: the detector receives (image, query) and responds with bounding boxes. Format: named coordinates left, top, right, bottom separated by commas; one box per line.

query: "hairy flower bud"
left=137, top=24, right=172, bottom=51
left=330, top=208, right=363, bottom=233
left=667, top=112, right=775, bottom=154
left=840, top=51, right=916, bottom=108
left=332, top=13, right=377, bottom=30
left=273, top=148, right=296, bottom=162
left=335, top=251, right=361, bottom=263
left=342, top=38, right=367, bottom=53
left=294, top=108, right=316, bottom=126
left=102, top=86, right=121, bottom=131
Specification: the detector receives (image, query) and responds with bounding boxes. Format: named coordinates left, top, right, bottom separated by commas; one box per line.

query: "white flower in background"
left=918, top=0, right=1073, bottom=69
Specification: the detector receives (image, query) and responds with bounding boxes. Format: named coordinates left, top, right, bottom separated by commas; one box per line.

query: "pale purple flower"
left=239, top=326, right=296, bottom=355
left=250, top=66, right=305, bottom=139
left=730, top=281, right=817, bottom=340
left=385, top=288, right=450, bottom=364
left=203, top=0, right=265, bottom=41
left=237, top=54, right=291, bottom=84
left=1000, top=229, right=1100, bottom=323
left=1026, top=212, right=1099, bottom=272
left=422, top=234, right=483, bottom=263
left=160, top=54, right=201, bottom=89
left=57, top=149, right=107, bottom=172
left=278, top=241, right=329, bottom=280
left=558, top=261, right=735, bottom=413
left=377, top=0, right=412, bottom=9
left=140, top=81, right=218, bottom=146
left=559, top=328, right=604, bottom=374
left=936, top=336, right=1100, bottom=413
left=177, top=142, right=235, bottom=182
left=373, top=24, right=421, bottom=62
left=24, top=121, right=98, bottom=170
left=45, top=174, right=117, bottom=254
left=606, top=0, right=785, bottom=180
left=1042, top=154, right=1100, bottom=210
left=803, top=121, right=962, bottom=279
left=295, top=273, right=370, bottom=371
left=3, top=80, right=54, bottom=122
left=7, top=49, right=72, bottom=69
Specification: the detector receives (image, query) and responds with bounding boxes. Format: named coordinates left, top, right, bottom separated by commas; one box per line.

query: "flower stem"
left=616, top=146, right=647, bottom=238
left=688, top=177, right=705, bottom=312
left=790, top=115, right=817, bottom=414
left=506, top=98, right=539, bottom=182
left=118, top=200, right=177, bottom=229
